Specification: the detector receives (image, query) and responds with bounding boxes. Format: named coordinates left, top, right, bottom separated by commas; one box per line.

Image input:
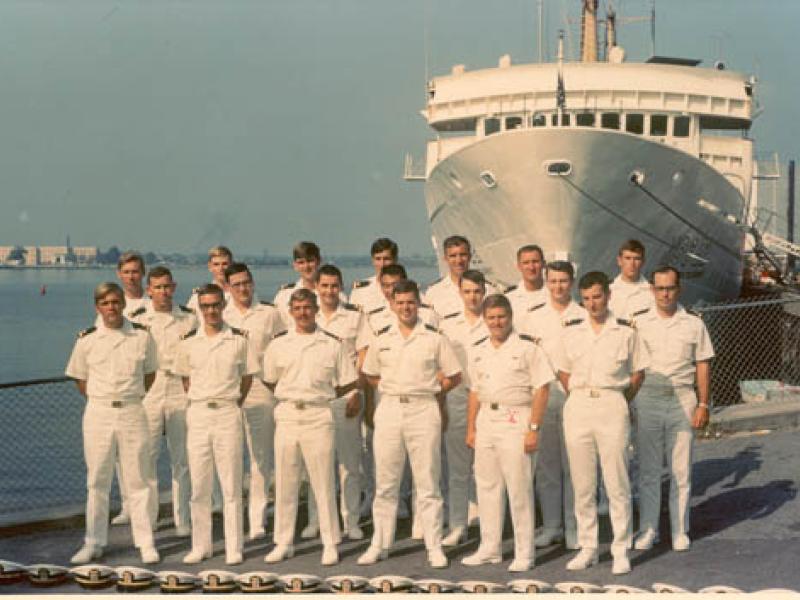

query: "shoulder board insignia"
left=280, top=282, right=296, bottom=290
left=472, top=335, right=488, bottom=346
left=519, top=333, right=539, bottom=343
left=230, top=327, right=248, bottom=337
left=686, top=308, right=700, bottom=317
left=443, top=312, right=460, bottom=320
left=527, top=302, right=546, bottom=312
left=259, top=300, right=275, bottom=307
left=179, top=304, right=194, bottom=313
left=342, top=302, right=360, bottom=312
left=192, top=286, right=201, bottom=294
left=564, top=318, right=583, bottom=327
left=376, top=325, right=391, bottom=336
left=131, top=322, right=148, bottom=331
left=616, top=318, right=634, bottom=328
left=504, top=284, right=518, bottom=293
left=632, top=307, right=650, bottom=317
left=420, top=302, right=433, bottom=309
left=129, top=306, right=146, bottom=317
left=424, top=323, right=439, bottom=333
left=353, top=279, right=370, bottom=289
left=77, top=326, right=97, bottom=338
left=181, top=328, right=197, bottom=340
left=321, top=328, right=342, bottom=342
left=274, top=330, right=289, bottom=338
left=368, top=306, right=385, bottom=315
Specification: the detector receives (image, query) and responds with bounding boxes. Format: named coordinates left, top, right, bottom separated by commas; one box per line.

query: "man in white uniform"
left=505, top=244, right=548, bottom=327
left=350, top=238, right=398, bottom=314
left=273, top=241, right=322, bottom=323
left=358, top=280, right=461, bottom=569
left=608, top=239, right=653, bottom=319
left=438, top=269, right=488, bottom=546
left=520, top=260, right=584, bottom=550
left=262, top=288, right=358, bottom=566
left=634, top=266, right=713, bottom=552
left=66, top=282, right=160, bottom=565
left=175, top=283, right=259, bottom=566
left=463, top=294, right=553, bottom=572
left=222, top=262, right=285, bottom=541
left=554, top=271, right=649, bottom=575
left=186, top=246, right=234, bottom=314
left=132, top=266, right=196, bottom=537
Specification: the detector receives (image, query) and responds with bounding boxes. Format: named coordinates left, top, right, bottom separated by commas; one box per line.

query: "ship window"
left=484, top=117, right=501, bottom=136
left=551, top=113, right=570, bottom=126
left=531, top=113, right=546, bottom=127
left=650, top=114, right=668, bottom=136
left=625, top=114, right=644, bottom=134
left=673, top=116, right=690, bottom=137
left=601, top=113, right=620, bottom=129
left=576, top=113, right=595, bottom=127
left=506, top=116, right=523, bottom=130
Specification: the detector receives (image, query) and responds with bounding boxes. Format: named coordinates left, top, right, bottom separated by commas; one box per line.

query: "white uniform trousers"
left=370, top=396, right=444, bottom=551
left=634, top=386, right=696, bottom=538
left=82, top=401, right=155, bottom=549
left=143, top=392, right=190, bottom=529
left=564, top=389, right=632, bottom=554
left=186, top=402, right=244, bottom=557
left=242, top=392, right=275, bottom=535
left=474, top=404, right=536, bottom=563
left=273, top=403, right=341, bottom=547
left=443, top=391, right=472, bottom=530
left=534, top=388, right=576, bottom=537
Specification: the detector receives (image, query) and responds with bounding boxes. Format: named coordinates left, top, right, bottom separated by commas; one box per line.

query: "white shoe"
left=321, top=546, right=339, bottom=566
left=140, top=546, right=160, bottom=564
left=264, top=545, right=295, bottom=563
left=226, top=551, right=243, bottom=565
left=428, top=547, right=448, bottom=569
left=248, top=528, right=266, bottom=541
left=357, top=546, right=388, bottom=566
left=508, top=558, right=533, bottom=572
left=566, top=549, right=599, bottom=571
left=535, top=528, right=564, bottom=548
left=672, top=533, right=691, bottom=552
left=70, top=544, right=103, bottom=564
left=634, top=529, right=658, bottom=551
left=174, top=525, right=191, bottom=538
left=300, top=522, right=319, bottom=539
left=111, top=512, right=130, bottom=526
left=442, top=527, right=467, bottom=547
left=461, top=551, right=501, bottom=567
left=612, top=553, right=631, bottom=575
left=346, top=525, right=364, bottom=540
left=182, top=549, right=212, bottom=564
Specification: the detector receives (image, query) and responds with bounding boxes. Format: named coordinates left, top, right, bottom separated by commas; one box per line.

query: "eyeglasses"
left=199, top=301, right=223, bottom=311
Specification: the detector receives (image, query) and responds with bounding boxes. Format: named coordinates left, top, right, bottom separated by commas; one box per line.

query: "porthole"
left=544, top=160, right=572, bottom=176
left=479, top=171, right=497, bottom=188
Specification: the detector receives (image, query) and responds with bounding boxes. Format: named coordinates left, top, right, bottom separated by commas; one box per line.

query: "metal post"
left=788, top=160, right=796, bottom=275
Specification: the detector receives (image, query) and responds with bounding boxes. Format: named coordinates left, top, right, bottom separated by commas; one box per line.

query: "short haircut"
left=293, top=241, right=321, bottom=261
left=516, top=244, right=544, bottom=260
left=443, top=235, right=471, bottom=254
left=147, top=265, right=173, bottom=283
left=380, top=264, right=408, bottom=280
left=460, top=269, right=486, bottom=290
left=482, top=293, right=512, bottom=316
left=578, top=271, right=610, bottom=293
left=94, top=282, right=125, bottom=304
left=290, top=287, right=318, bottom=306
left=547, top=260, right=575, bottom=280
left=391, top=279, right=421, bottom=301
left=371, top=237, right=399, bottom=259
left=208, top=246, right=233, bottom=261
left=316, top=263, right=343, bottom=285
left=117, top=251, right=145, bottom=273
left=618, top=239, right=645, bottom=257
left=650, top=265, right=681, bottom=286
left=224, top=262, right=252, bottom=282
left=196, top=283, right=225, bottom=302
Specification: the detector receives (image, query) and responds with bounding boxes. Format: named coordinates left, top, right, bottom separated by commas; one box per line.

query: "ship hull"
left=425, top=128, right=746, bottom=304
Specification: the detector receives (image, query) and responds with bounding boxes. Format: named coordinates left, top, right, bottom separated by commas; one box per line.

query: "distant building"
left=24, top=246, right=39, bottom=266
left=72, top=246, right=98, bottom=265
left=0, top=246, right=13, bottom=264
left=39, top=246, right=69, bottom=265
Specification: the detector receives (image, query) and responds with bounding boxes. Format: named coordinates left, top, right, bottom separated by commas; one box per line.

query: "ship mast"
left=579, top=0, right=598, bottom=62
left=605, top=5, right=617, bottom=60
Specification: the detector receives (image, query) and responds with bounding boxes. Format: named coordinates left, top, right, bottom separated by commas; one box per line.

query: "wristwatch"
left=528, top=422, right=540, bottom=432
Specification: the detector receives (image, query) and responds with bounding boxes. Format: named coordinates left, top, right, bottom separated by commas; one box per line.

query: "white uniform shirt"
left=504, top=280, right=548, bottom=328
left=361, top=319, right=462, bottom=397
left=355, top=302, right=440, bottom=351
left=637, top=305, right=714, bottom=390
left=273, top=279, right=347, bottom=325
left=553, top=316, right=650, bottom=391
left=349, top=276, right=385, bottom=314
left=174, top=324, right=260, bottom=402
left=65, top=319, right=158, bottom=401
left=608, top=275, right=653, bottom=319
left=424, top=275, right=500, bottom=319
left=520, top=300, right=587, bottom=362
left=263, top=328, right=357, bottom=403
left=468, top=332, right=555, bottom=405
left=313, top=302, right=365, bottom=366
left=131, top=304, right=198, bottom=398
left=92, top=295, right=150, bottom=326
left=439, top=310, right=489, bottom=391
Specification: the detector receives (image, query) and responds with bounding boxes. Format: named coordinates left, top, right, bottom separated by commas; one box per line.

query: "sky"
left=0, top=0, right=797, bottom=255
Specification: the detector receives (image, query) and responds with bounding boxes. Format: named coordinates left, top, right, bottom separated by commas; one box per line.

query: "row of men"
left=64, top=236, right=712, bottom=576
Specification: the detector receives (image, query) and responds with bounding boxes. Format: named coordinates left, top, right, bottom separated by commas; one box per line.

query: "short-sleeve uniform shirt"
left=439, top=310, right=489, bottom=392
left=608, top=275, right=653, bottom=320
left=312, top=303, right=365, bottom=368
left=355, top=302, right=439, bottom=351
left=273, top=280, right=348, bottom=326
left=424, top=276, right=501, bottom=320
left=349, top=276, right=385, bottom=314
left=520, top=300, right=587, bottom=365
left=504, top=281, right=549, bottom=329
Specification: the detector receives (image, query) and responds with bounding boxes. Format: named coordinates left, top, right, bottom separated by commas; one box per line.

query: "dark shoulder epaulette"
left=420, top=302, right=433, bottom=309
left=376, top=325, right=391, bottom=336
left=353, top=279, right=370, bottom=289
left=424, top=323, right=439, bottom=333
left=273, top=330, right=289, bottom=338
left=504, top=284, right=518, bottom=293
left=527, top=302, right=546, bottom=312
left=564, top=318, right=583, bottom=327
left=321, top=328, right=342, bottom=342
left=473, top=335, right=488, bottom=346
left=77, top=326, right=97, bottom=338
left=131, top=322, right=148, bottom=331
left=230, top=326, right=248, bottom=337
left=342, top=302, right=360, bottom=312
left=179, top=304, right=194, bottom=313
left=259, top=300, right=275, bottom=307
left=632, top=307, right=650, bottom=317
left=368, top=306, right=385, bottom=315
left=616, top=318, right=634, bottom=328
left=130, top=306, right=146, bottom=317
left=192, top=286, right=201, bottom=294
left=181, top=328, right=197, bottom=340
left=519, top=333, right=540, bottom=343
left=280, top=282, right=296, bottom=290
left=443, top=311, right=460, bottom=320
left=686, top=308, right=700, bottom=317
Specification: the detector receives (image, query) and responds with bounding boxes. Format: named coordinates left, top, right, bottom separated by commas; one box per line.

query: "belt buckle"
left=589, top=390, right=600, bottom=398
left=399, top=396, right=409, bottom=404
left=111, top=400, right=123, bottom=408
left=490, top=402, right=499, bottom=410
left=297, top=401, right=306, bottom=410
left=207, top=401, right=218, bottom=409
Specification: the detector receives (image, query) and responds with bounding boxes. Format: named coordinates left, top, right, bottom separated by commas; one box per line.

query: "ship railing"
left=403, top=153, right=426, bottom=181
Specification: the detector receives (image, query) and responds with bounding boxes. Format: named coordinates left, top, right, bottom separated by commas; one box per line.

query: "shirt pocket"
left=669, top=333, right=696, bottom=362
left=214, top=341, right=242, bottom=381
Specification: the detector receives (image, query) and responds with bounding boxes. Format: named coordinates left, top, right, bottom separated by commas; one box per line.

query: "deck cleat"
left=198, top=569, right=239, bottom=593
left=413, top=578, right=458, bottom=593
left=278, top=573, right=322, bottom=593
left=0, top=560, right=26, bottom=585
left=653, top=582, right=692, bottom=593
left=114, top=566, right=156, bottom=592
left=459, top=580, right=507, bottom=593
left=236, top=571, right=279, bottom=593
left=554, top=581, right=605, bottom=594
left=369, top=575, right=414, bottom=593
left=70, top=564, right=116, bottom=589
left=25, top=563, right=69, bottom=587
left=699, top=585, right=745, bottom=593
left=604, top=583, right=649, bottom=593
left=507, top=579, right=554, bottom=593
left=325, top=575, right=370, bottom=593
left=157, top=570, right=200, bottom=593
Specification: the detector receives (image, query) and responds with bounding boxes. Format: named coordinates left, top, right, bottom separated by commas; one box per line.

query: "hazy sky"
left=1, top=0, right=797, bottom=255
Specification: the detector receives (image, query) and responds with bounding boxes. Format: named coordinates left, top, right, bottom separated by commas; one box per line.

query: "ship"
left=405, top=0, right=763, bottom=304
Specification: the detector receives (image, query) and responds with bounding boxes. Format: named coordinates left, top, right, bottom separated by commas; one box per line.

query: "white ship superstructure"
left=407, top=1, right=758, bottom=303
